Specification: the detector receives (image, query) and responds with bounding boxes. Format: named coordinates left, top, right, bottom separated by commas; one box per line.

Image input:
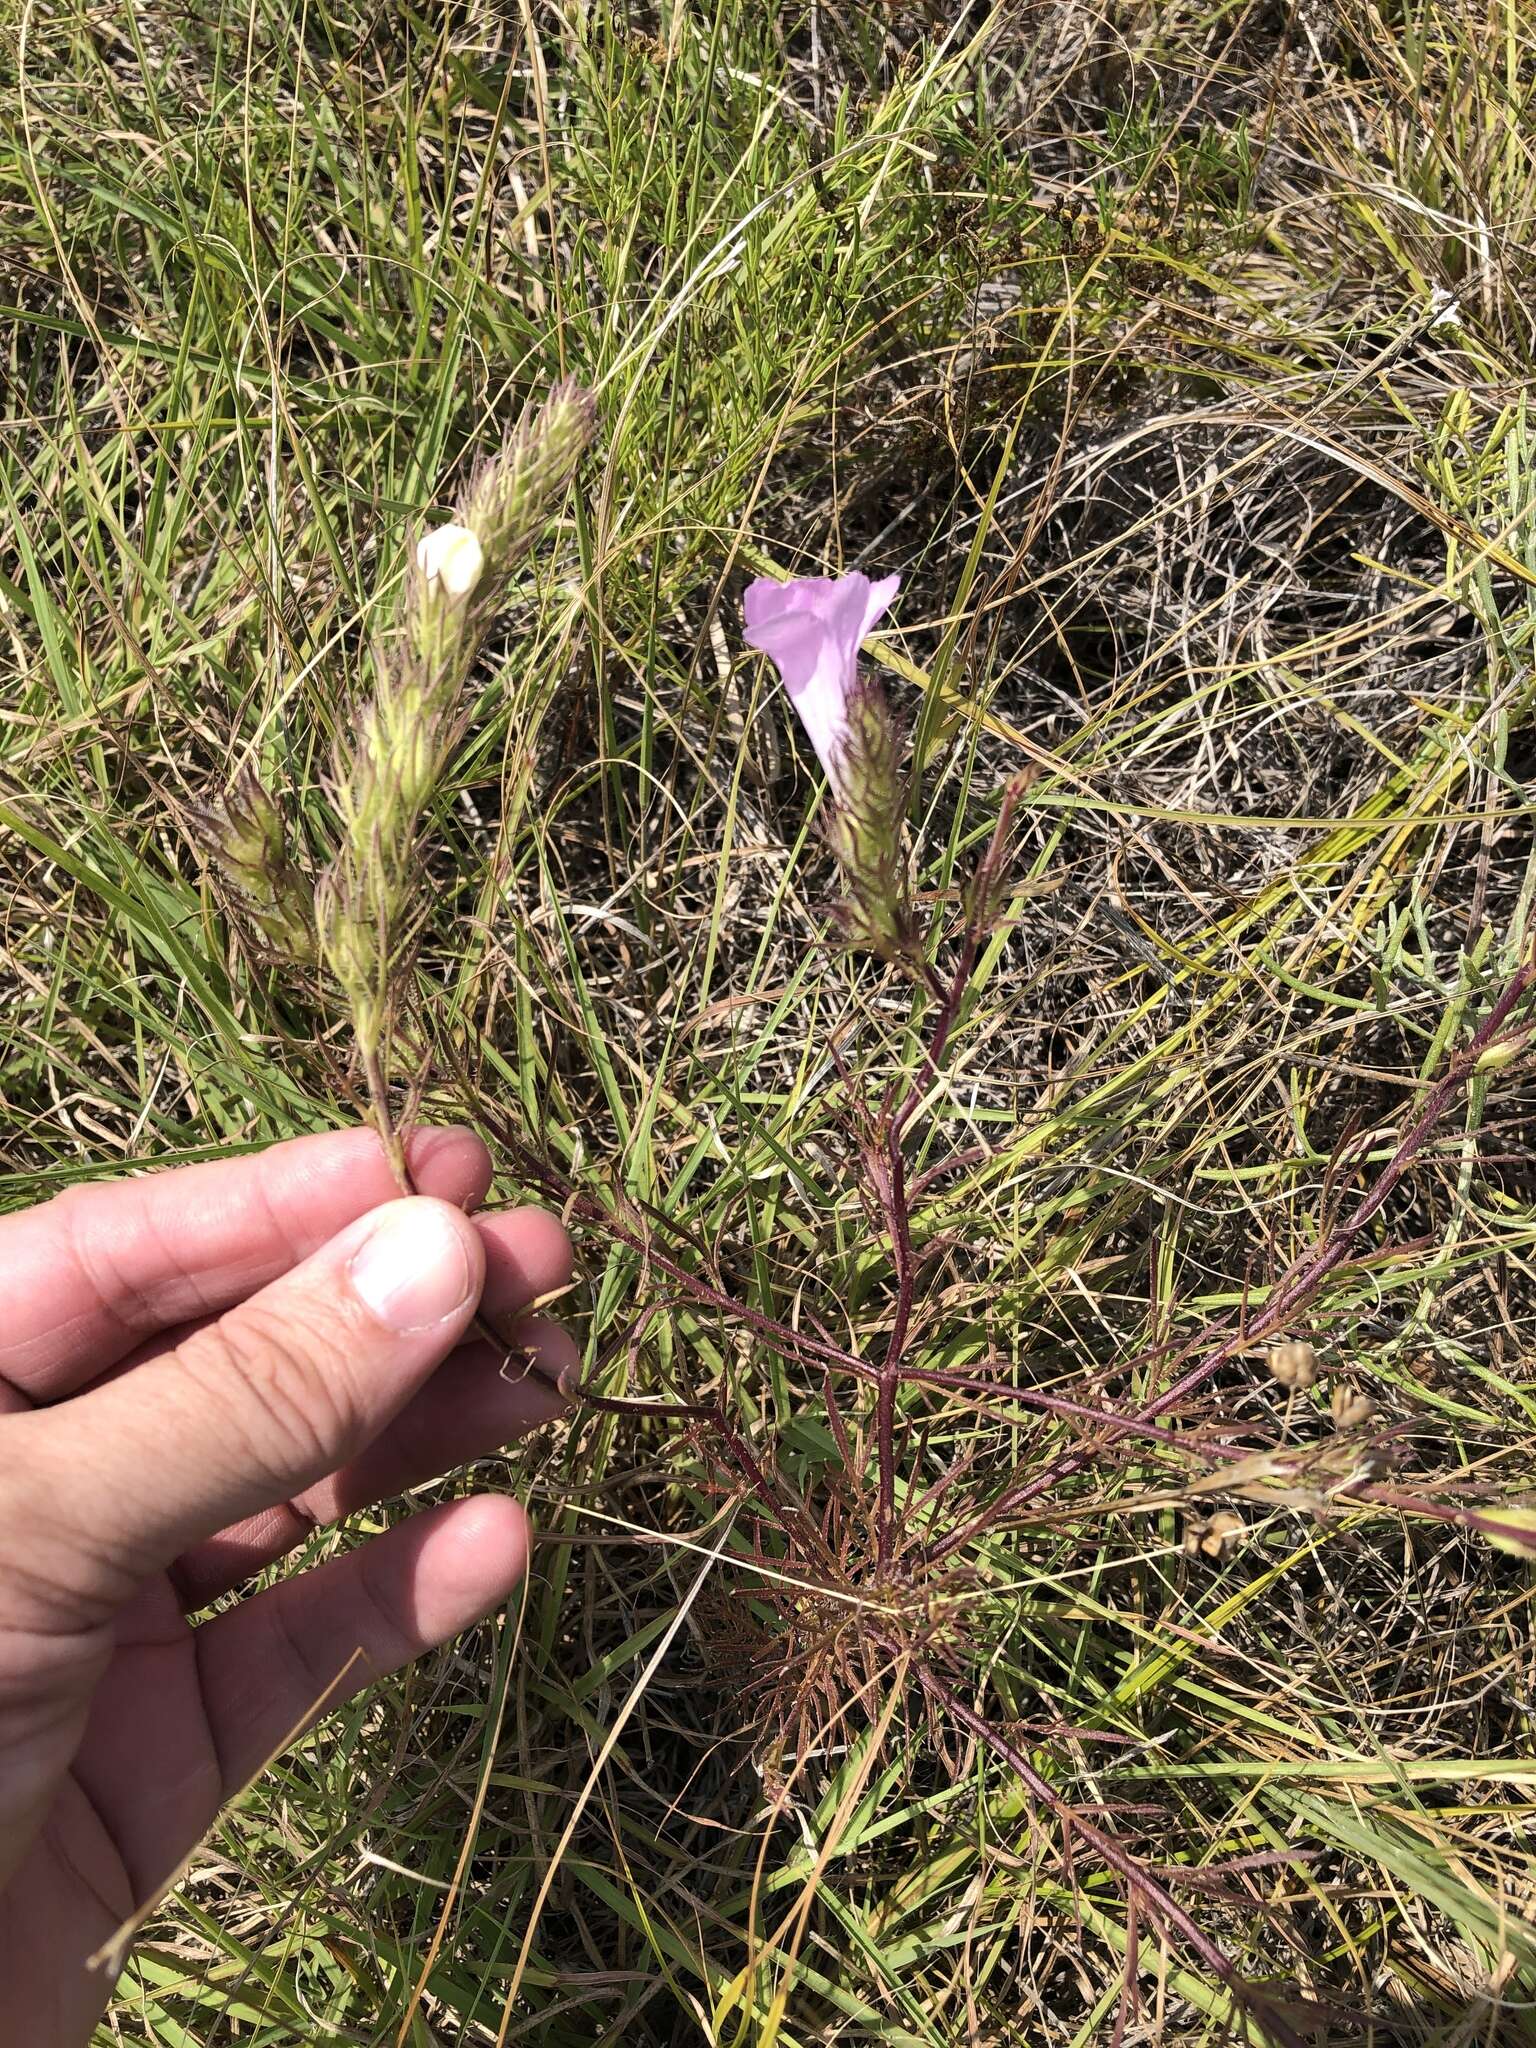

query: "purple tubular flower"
left=742, top=571, right=900, bottom=786
left=744, top=567, right=919, bottom=965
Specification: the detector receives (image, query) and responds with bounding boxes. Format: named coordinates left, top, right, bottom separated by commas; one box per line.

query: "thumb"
left=11, top=1197, right=485, bottom=1612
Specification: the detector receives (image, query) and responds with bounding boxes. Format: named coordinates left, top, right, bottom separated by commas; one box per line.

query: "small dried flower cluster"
left=1330, top=1384, right=1376, bottom=1430
left=1265, top=1339, right=1318, bottom=1390
left=1184, top=1509, right=1245, bottom=1561
left=1254, top=1340, right=1378, bottom=1429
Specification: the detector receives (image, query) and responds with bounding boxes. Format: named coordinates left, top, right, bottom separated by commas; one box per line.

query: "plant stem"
left=873, top=923, right=984, bottom=1567
left=479, top=1109, right=877, bottom=1380
left=361, top=1042, right=409, bottom=1187
left=360, top=1042, right=555, bottom=1382
left=873, top=1139, right=915, bottom=1568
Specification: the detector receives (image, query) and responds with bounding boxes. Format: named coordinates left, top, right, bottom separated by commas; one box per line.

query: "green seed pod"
left=1476, top=1026, right=1532, bottom=1073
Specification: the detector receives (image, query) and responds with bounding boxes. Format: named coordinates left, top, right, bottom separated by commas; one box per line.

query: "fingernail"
left=349, top=1201, right=475, bottom=1331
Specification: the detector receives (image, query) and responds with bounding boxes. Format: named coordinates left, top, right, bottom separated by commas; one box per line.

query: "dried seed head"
left=415, top=522, right=484, bottom=600
left=187, top=766, right=316, bottom=966
left=395, top=382, right=597, bottom=730
left=315, top=864, right=384, bottom=1054
left=322, top=380, right=596, bottom=1062
left=1184, top=1509, right=1246, bottom=1562
left=1330, top=1384, right=1376, bottom=1430
left=1267, top=1340, right=1318, bottom=1390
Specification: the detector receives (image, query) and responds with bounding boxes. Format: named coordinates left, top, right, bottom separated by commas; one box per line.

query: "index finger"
left=0, top=1126, right=493, bottom=1403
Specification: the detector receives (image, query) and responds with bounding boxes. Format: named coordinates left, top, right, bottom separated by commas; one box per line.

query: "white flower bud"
left=415, top=522, right=484, bottom=600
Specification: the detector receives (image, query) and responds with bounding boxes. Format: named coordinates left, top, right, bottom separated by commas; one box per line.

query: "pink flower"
left=743, top=571, right=900, bottom=787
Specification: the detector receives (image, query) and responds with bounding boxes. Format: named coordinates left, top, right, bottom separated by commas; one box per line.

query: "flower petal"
left=743, top=571, right=900, bottom=787
left=857, top=573, right=900, bottom=641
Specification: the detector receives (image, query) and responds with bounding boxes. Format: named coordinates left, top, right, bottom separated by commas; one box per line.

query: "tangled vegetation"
left=4, top=1, right=1536, bottom=2041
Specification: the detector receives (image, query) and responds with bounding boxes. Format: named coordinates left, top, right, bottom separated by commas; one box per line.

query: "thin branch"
left=914, top=1664, right=1314, bottom=2048
left=929, top=948, right=1536, bottom=1563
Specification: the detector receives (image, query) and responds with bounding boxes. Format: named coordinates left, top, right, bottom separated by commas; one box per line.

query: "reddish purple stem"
left=871, top=782, right=1028, bottom=1567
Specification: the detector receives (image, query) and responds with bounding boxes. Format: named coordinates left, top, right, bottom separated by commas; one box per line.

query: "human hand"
left=0, top=1127, right=574, bottom=2047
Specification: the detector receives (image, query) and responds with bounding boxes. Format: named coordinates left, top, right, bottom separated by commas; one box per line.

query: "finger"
left=0, top=1126, right=493, bottom=1401
left=60, top=1200, right=576, bottom=1398
left=11, top=1198, right=486, bottom=1614
left=173, top=1316, right=573, bottom=1607
left=56, top=1201, right=574, bottom=1604
left=299, top=1316, right=572, bottom=1519
left=107, top=1204, right=573, bottom=1605
left=476, top=1200, right=576, bottom=1391
left=479, top=1201, right=575, bottom=1324
left=193, top=1495, right=530, bottom=1796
